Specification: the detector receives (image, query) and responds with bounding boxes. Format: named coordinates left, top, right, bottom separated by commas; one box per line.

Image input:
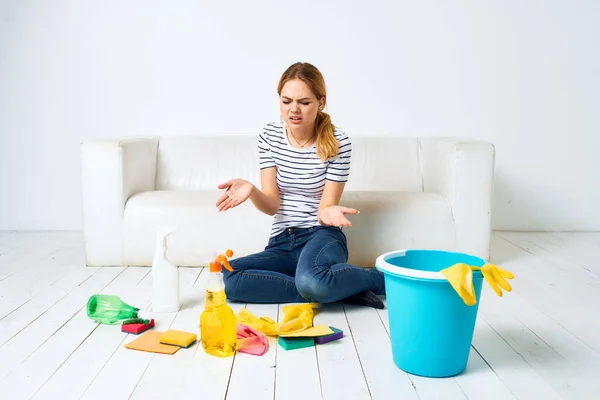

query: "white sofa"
left=80, top=136, right=495, bottom=268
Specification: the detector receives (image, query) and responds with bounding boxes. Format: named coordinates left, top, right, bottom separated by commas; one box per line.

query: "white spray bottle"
left=152, top=226, right=180, bottom=313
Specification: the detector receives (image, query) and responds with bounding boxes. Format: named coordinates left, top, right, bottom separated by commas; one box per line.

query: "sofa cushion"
left=343, top=137, right=422, bottom=191
left=122, top=190, right=455, bottom=267
left=155, top=136, right=261, bottom=190
left=153, top=135, right=424, bottom=192
left=123, top=190, right=272, bottom=266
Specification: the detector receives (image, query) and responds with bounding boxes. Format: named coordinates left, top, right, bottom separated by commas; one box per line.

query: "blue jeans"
left=222, top=226, right=385, bottom=304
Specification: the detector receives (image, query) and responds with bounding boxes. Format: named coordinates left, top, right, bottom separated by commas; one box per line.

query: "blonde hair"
left=277, top=62, right=339, bottom=162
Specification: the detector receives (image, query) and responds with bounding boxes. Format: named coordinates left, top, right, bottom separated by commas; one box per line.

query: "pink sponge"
left=121, top=319, right=155, bottom=334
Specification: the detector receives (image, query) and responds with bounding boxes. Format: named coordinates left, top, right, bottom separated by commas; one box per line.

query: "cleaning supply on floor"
left=236, top=303, right=319, bottom=336
left=200, top=250, right=237, bottom=357
left=279, top=325, right=334, bottom=338
left=121, top=319, right=155, bottom=334
left=441, top=262, right=514, bottom=306
left=236, top=324, right=268, bottom=356
left=277, top=303, right=315, bottom=334
left=159, top=329, right=197, bottom=348
left=152, top=226, right=180, bottom=313
left=86, top=294, right=151, bottom=325
left=376, top=249, right=489, bottom=377
left=236, top=309, right=279, bottom=335
left=125, top=331, right=180, bottom=354
left=314, top=326, right=344, bottom=344
left=278, top=336, right=314, bottom=351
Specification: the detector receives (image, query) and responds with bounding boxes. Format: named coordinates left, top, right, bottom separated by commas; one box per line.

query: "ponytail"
left=315, top=110, right=338, bottom=162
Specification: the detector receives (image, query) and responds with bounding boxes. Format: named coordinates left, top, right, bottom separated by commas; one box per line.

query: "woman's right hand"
left=216, top=179, right=255, bottom=212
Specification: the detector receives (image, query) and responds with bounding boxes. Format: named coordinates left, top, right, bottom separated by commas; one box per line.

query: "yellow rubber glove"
left=441, top=262, right=515, bottom=306
left=236, top=309, right=279, bottom=336
left=440, top=263, right=477, bottom=306
left=236, top=303, right=318, bottom=336
left=471, top=263, right=514, bottom=297
left=277, top=303, right=316, bottom=334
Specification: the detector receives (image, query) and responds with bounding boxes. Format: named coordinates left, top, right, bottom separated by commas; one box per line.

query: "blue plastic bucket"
left=376, top=249, right=485, bottom=378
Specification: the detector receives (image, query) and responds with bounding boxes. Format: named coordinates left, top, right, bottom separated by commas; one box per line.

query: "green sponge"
left=278, top=336, right=315, bottom=351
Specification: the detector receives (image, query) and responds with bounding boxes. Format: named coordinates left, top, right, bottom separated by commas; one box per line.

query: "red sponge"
left=121, top=319, right=155, bottom=334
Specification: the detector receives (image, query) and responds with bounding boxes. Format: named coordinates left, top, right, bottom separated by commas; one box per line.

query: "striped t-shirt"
left=258, top=121, right=352, bottom=237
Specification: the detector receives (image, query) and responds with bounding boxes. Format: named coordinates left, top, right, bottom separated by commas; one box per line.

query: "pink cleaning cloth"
left=237, top=324, right=268, bottom=356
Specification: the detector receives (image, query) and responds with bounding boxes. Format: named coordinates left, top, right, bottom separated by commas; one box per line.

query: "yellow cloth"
left=279, top=325, right=334, bottom=337
left=440, top=263, right=514, bottom=306
left=236, top=303, right=319, bottom=337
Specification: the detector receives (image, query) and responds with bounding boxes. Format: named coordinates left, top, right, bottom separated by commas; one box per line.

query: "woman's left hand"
left=318, top=205, right=360, bottom=227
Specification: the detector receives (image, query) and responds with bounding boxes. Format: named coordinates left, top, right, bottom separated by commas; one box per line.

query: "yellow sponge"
left=158, top=329, right=197, bottom=348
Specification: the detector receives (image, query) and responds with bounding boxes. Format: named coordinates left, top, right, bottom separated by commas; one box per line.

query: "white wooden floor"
left=0, top=231, right=599, bottom=400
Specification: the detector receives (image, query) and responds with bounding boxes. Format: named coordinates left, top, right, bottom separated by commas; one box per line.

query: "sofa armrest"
left=420, top=138, right=495, bottom=260
left=80, top=138, right=160, bottom=265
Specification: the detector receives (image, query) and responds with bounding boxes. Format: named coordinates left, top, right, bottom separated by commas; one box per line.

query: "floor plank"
left=541, top=232, right=600, bottom=274
left=344, top=304, right=419, bottom=400
left=78, top=268, right=199, bottom=400
left=554, top=232, right=600, bottom=249
left=491, top=235, right=600, bottom=365
left=1, top=231, right=599, bottom=399
left=0, top=232, right=80, bottom=281
left=274, top=303, right=322, bottom=400
left=0, top=265, right=99, bottom=347
left=226, top=302, right=279, bottom=400
left=0, top=266, right=123, bottom=383
left=480, top=297, right=600, bottom=400
left=453, top=349, right=517, bottom=400
left=0, top=241, right=85, bottom=320
left=471, top=317, right=563, bottom=400
left=0, top=231, right=45, bottom=256
left=173, top=270, right=239, bottom=400
left=129, top=268, right=212, bottom=400
left=496, top=232, right=600, bottom=291
left=313, top=303, right=372, bottom=400
left=524, top=232, right=600, bottom=276
left=409, top=374, right=468, bottom=400
left=491, top=234, right=600, bottom=353
left=486, top=234, right=600, bottom=399
left=32, top=267, right=154, bottom=400
left=4, top=267, right=148, bottom=400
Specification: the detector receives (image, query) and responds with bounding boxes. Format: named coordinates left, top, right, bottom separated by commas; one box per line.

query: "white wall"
left=1, top=0, right=598, bottom=231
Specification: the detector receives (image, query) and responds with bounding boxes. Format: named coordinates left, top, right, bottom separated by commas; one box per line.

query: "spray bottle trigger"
left=215, top=254, right=233, bottom=272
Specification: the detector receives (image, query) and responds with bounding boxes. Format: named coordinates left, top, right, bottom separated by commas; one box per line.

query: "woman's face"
left=280, top=79, right=324, bottom=132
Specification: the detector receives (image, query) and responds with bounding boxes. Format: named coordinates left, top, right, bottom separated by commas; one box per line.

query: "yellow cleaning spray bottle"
left=200, top=250, right=237, bottom=357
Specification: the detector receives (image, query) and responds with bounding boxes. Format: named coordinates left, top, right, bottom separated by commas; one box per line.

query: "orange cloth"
left=125, top=331, right=180, bottom=354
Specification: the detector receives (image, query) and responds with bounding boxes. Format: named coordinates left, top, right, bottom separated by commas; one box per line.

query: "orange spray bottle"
left=200, top=249, right=237, bottom=357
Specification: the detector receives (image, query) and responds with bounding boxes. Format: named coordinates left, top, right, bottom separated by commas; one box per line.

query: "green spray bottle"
left=86, top=294, right=151, bottom=325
